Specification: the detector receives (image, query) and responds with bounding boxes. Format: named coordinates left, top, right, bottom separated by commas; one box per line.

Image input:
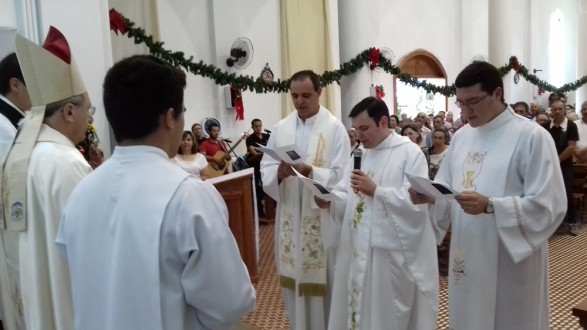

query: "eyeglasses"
left=72, top=103, right=96, bottom=115
left=454, top=94, right=490, bottom=109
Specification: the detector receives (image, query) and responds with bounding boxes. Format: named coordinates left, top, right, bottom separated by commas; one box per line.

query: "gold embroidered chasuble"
left=263, top=106, right=349, bottom=297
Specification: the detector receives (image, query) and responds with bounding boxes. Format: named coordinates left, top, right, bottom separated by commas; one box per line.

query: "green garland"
left=110, top=8, right=587, bottom=97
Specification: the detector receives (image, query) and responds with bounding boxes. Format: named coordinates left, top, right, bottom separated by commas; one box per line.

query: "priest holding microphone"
left=318, top=96, right=439, bottom=330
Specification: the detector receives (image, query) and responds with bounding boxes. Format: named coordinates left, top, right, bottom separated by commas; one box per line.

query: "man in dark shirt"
left=246, top=118, right=269, bottom=218
left=544, top=97, right=579, bottom=235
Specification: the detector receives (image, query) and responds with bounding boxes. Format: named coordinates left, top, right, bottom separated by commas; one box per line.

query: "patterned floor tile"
left=241, top=223, right=587, bottom=329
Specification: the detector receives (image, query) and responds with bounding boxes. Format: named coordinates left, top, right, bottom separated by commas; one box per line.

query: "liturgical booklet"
left=292, top=167, right=343, bottom=202
left=405, top=172, right=458, bottom=200
left=255, top=143, right=307, bottom=164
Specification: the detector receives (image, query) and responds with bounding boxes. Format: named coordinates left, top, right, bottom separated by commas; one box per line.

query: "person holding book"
left=411, top=61, right=565, bottom=330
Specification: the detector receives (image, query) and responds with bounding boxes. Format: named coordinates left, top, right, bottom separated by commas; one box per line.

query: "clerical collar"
left=0, top=94, right=26, bottom=117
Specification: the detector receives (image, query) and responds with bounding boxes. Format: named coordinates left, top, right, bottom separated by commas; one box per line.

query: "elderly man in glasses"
left=0, top=27, right=94, bottom=329
left=410, top=61, right=565, bottom=330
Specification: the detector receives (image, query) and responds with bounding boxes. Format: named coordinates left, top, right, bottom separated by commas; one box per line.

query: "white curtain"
left=280, top=0, right=338, bottom=116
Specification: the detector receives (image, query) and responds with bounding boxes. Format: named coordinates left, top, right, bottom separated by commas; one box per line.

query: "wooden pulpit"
left=207, top=168, right=259, bottom=283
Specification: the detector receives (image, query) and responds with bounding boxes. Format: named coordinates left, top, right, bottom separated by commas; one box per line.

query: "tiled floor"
left=241, top=223, right=587, bottom=329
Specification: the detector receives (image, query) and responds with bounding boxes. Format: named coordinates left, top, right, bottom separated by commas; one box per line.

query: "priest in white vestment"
left=0, top=53, right=31, bottom=158
left=411, top=61, right=566, bottom=330
left=327, top=97, right=438, bottom=330
left=261, top=70, right=350, bottom=329
left=0, top=52, right=31, bottom=327
left=0, top=27, right=94, bottom=330
left=56, top=55, right=255, bottom=330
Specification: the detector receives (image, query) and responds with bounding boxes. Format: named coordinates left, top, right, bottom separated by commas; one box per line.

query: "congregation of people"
left=0, top=26, right=582, bottom=330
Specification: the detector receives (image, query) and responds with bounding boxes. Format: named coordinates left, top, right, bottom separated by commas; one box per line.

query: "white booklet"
left=292, top=167, right=343, bottom=202
left=405, top=172, right=458, bottom=200
left=255, top=143, right=307, bottom=164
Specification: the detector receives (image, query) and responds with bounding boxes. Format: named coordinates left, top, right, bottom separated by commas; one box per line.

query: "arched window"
left=394, top=50, right=447, bottom=119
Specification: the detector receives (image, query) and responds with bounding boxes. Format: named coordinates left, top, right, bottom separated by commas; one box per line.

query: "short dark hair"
left=401, top=123, right=422, bottom=144
left=191, top=123, right=201, bottom=131
left=178, top=130, right=198, bottom=154
left=548, top=92, right=567, bottom=106
left=513, top=101, right=529, bottom=113
left=431, top=128, right=450, bottom=144
left=289, top=70, right=321, bottom=91
left=388, top=114, right=400, bottom=128
left=103, top=55, right=186, bottom=142
left=0, top=53, right=25, bottom=96
left=348, top=96, right=389, bottom=127
left=251, top=118, right=262, bottom=126
left=455, top=61, right=505, bottom=104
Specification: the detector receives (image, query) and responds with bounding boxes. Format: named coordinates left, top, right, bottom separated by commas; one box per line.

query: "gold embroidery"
left=353, top=193, right=365, bottom=229
left=452, top=248, right=466, bottom=284
left=312, top=133, right=326, bottom=167
left=279, top=212, right=295, bottom=268
left=349, top=279, right=360, bottom=330
left=298, top=283, right=327, bottom=296
left=461, top=152, right=485, bottom=191
left=352, top=171, right=373, bottom=228
left=12, top=284, right=23, bottom=316
left=301, top=215, right=325, bottom=271
left=513, top=197, right=536, bottom=252
left=279, top=275, right=295, bottom=290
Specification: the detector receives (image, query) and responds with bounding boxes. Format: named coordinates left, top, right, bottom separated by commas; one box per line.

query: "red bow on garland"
left=109, top=9, right=130, bottom=35
left=375, top=85, right=385, bottom=100
left=231, top=86, right=244, bottom=121
left=511, top=56, right=521, bottom=72
left=369, top=48, right=381, bottom=70
left=538, top=88, right=545, bottom=96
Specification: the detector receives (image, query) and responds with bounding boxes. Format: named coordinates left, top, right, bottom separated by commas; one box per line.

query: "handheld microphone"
left=353, top=148, right=363, bottom=170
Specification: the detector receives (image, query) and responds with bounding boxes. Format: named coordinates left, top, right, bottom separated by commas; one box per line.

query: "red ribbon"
left=511, top=56, right=520, bottom=72
left=369, top=48, right=381, bottom=70
left=109, top=9, right=130, bottom=35
left=538, top=88, right=545, bottom=96
left=232, top=86, right=244, bottom=121
left=375, top=85, right=385, bottom=100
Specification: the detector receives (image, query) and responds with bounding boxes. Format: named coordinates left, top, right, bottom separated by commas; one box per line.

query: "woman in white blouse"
left=172, top=130, right=210, bottom=179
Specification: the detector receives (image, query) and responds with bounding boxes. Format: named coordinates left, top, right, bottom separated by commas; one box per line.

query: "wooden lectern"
left=207, top=168, right=259, bottom=283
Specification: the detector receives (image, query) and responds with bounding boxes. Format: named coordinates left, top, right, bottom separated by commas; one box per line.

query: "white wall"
left=155, top=0, right=281, bottom=155
left=3, top=0, right=114, bottom=156
left=8, top=0, right=586, bottom=156
left=339, top=0, right=463, bottom=125
left=37, top=0, right=114, bottom=156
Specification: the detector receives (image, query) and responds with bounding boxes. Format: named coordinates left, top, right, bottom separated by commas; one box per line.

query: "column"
left=488, top=0, right=513, bottom=102
left=338, top=0, right=380, bottom=127
left=577, top=0, right=587, bottom=105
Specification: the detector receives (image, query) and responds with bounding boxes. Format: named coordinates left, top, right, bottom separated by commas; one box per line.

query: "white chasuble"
left=433, top=109, right=566, bottom=330
left=261, top=106, right=350, bottom=330
left=0, top=125, right=91, bottom=330
left=328, top=133, right=438, bottom=330
left=57, top=146, right=255, bottom=330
